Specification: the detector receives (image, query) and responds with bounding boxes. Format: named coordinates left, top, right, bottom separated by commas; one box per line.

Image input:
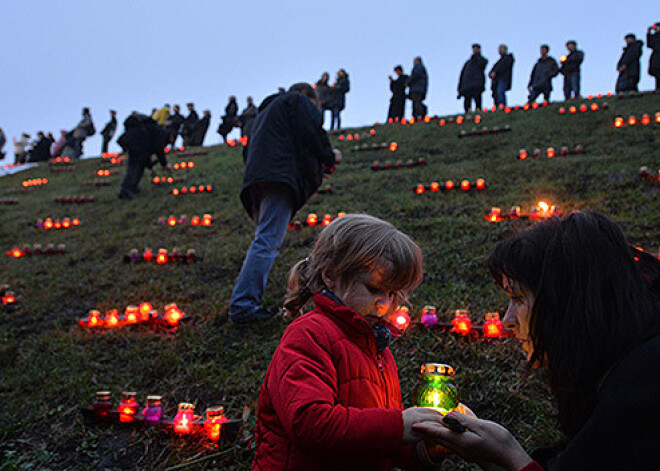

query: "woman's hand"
left=401, top=407, right=444, bottom=444
left=412, top=413, right=532, bottom=471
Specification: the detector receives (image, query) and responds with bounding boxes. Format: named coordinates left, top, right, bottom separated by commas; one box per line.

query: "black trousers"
left=101, top=136, right=111, bottom=154
left=463, top=91, right=482, bottom=112
left=409, top=92, right=427, bottom=118
left=388, top=96, right=405, bottom=120
left=120, top=155, right=146, bottom=196
left=528, top=86, right=551, bottom=103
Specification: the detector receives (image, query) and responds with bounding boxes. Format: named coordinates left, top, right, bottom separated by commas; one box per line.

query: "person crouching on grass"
left=413, top=212, right=660, bottom=470
left=252, top=214, right=454, bottom=470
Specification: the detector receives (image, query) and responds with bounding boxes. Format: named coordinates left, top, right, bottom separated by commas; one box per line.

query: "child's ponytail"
left=284, top=257, right=313, bottom=317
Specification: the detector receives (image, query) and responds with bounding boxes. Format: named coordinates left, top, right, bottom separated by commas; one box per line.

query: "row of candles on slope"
left=6, top=244, right=67, bottom=257
left=393, top=307, right=514, bottom=339
left=485, top=201, right=561, bottom=223
left=55, top=196, right=96, bottom=204
left=94, top=169, right=117, bottom=177
left=1, top=162, right=23, bottom=170
left=49, top=156, right=73, bottom=165
left=289, top=212, right=347, bottom=230
left=519, top=145, right=585, bottom=160
left=165, top=147, right=209, bottom=157
left=415, top=178, right=486, bottom=194
left=371, top=158, right=426, bottom=171
left=100, top=153, right=125, bottom=165
left=458, top=126, right=512, bottom=138
left=226, top=136, right=248, bottom=147
left=387, top=114, right=483, bottom=126
left=89, top=392, right=230, bottom=440
left=35, top=217, right=81, bottom=229
left=22, top=178, right=48, bottom=188
left=78, top=302, right=187, bottom=328
left=337, top=129, right=377, bottom=141
left=157, top=214, right=213, bottom=227
left=0, top=199, right=19, bottom=205
left=124, top=248, right=202, bottom=264
left=171, top=185, right=214, bottom=196
left=152, top=176, right=185, bottom=185
left=558, top=102, right=609, bottom=114
left=613, top=113, right=660, bottom=128
left=1, top=286, right=17, bottom=306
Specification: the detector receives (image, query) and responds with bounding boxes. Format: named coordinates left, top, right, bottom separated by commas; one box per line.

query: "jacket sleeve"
left=528, top=64, right=536, bottom=87
left=266, top=322, right=405, bottom=459
left=291, top=95, right=335, bottom=168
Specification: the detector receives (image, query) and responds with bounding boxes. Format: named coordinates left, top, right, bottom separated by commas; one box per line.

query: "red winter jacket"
left=252, top=293, right=430, bottom=471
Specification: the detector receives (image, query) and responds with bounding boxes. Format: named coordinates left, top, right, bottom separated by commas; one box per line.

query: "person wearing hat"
left=458, top=44, right=489, bottom=113
left=616, top=33, right=644, bottom=92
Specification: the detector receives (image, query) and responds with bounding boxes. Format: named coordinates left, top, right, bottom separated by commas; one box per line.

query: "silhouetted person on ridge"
left=181, top=103, right=198, bottom=146
left=458, top=44, right=488, bottom=113
left=163, top=104, right=184, bottom=149
left=528, top=45, right=559, bottom=103
left=217, top=96, right=239, bottom=143
left=0, top=127, right=6, bottom=160
left=647, top=23, right=660, bottom=90
left=100, top=110, right=117, bottom=154
left=616, top=33, right=644, bottom=93
left=31, top=131, right=53, bottom=162
left=408, top=56, right=428, bottom=118
left=328, top=69, right=350, bottom=130
left=489, top=44, right=514, bottom=107
left=238, top=97, right=257, bottom=137
left=315, top=72, right=332, bottom=125
left=560, top=40, right=584, bottom=100
left=188, top=109, right=211, bottom=146
left=388, top=65, right=408, bottom=121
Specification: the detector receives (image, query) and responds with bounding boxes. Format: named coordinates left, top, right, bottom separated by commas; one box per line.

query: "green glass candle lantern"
left=413, top=363, right=459, bottom=414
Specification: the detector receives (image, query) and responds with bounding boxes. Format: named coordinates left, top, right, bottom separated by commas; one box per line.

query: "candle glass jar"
left=173, top=403, right=195, bottom=434
left=93, top=391, right=113, bottom=417
left=142, top=395, right=163, bottom=423
left=118, top=392, right=139, bottom=422
left=413, top=363, right=459, bottom=414
left=204, top=406, right=228, bottom=440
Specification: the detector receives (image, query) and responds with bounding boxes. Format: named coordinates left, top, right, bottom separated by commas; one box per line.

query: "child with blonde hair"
left=252, top=214, right=448, bottom=470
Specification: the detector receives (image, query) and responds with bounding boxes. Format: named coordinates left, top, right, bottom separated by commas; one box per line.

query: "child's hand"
left=402, top=407, right=444, bottom=444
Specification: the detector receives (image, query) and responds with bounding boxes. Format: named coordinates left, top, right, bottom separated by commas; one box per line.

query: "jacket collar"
left=312, top=292, right=401, bottom=353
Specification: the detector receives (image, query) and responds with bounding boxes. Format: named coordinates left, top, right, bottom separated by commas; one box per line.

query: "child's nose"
left=375, top=297, right=391, bottom=315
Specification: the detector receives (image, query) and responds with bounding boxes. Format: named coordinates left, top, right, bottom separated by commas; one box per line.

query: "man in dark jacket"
left=230, top=83, right=341, bottom=324
left=647, top=23, right=660, bottom=90
left=188, top=109, right=211, bottom=146
left=528, top=45, right=559, bottom=103
left=560, top=40, right=584, bottom=100
left=616, top=34, right=644, bottom=92
left=328, top=69, right=350, bottom=130
left=164, top=104, right=184, bottom=149
left=0, top=127, right=6, bottom=160
left=181, top=103, right=199, bottom=146
left=237, top=97, right=257, bottom=137
left=388, top=65, right=408, bottom=121
left=489, top=44, right=514, bottom=107
left=30, top=132, right=53, bottom=162
left=458, top=44, right=488, bottom=113
left=100, top=110, right=117, bottom=154
left=117, top=113, right=170, bottom=200
left=408, top=56, right=428, bottom=118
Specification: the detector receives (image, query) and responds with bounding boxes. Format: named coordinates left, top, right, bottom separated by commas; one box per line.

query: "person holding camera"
left=559, top=40, right=584, bottom=100
left=648, top=23, right=660, bottom=90
left=388, top=65, right=408, bottom=121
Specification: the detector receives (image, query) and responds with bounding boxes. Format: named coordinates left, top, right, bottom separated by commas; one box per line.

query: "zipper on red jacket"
left=377, top=352, right=390, bottom=405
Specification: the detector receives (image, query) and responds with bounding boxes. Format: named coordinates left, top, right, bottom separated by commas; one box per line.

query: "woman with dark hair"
left=414, top=212, right=660, bottom=470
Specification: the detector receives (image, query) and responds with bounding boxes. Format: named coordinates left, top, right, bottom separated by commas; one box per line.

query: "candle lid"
left=420, top=363, right=455, bottom=378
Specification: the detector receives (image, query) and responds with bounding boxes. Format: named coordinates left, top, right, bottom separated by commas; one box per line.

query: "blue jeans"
left=230, top=186, right=294, bottom=320
left=494, top=80, right=507, bottom=107
left=330, top=107, right=342, bottom=130
left=564, top=73, right=580, bottom=100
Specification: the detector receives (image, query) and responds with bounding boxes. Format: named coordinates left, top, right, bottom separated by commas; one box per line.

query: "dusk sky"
left=1, top=0, right=658, bottom=156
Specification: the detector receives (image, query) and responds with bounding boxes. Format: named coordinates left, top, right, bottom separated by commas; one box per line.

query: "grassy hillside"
left=1, top=92, right=659, bottom=470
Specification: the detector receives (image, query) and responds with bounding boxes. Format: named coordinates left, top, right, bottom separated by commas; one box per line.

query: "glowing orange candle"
left=321, top=214, right=332, bottom=226
left=139, top=302, right=153, bottom=322
left=306, top=213, right=318, bottom=226
left=475, top=178, right=485, bottom=190
left=2, top=291, right=16, bottom=305
left=394, top=306, right=410, bottom=331
left=628, top=116, right=637, bottom=126
left=519, top=149, right=528, bottom=160
left=456, top=115, right=464, bottom=124
left=569, top=106, right=577, bottom=114
left=485, top=207, right=502, bottom=223
left=590, top=103, right=599, bottom=111
left=451, top=310, right=471, bottom=336
left=167, top=216, right=177, bottom=226
left=460, top=180, right=470, bottom=191
left=579, top=104, right=587, bottom=113
left=445, top=180, right=454, bottom=190
left=72, top=218, right=80, bottom=226
left=430, top=182, right=440, bottom=192
left=415, top=184, right=425, bottom=195
left=44, top=218, right=54, bottom=229
left=124, top=305, right=139, bottom=325
left=173, top=403, right=195, bottom=434
left=201, top=214, right=212, bottom=226
left=389, top=142, right=398, bottom=152
left=483, top=313, right=503, bottom=338
left=204, top=406, right=228, bottom=441
left=191, top=216, right=200, bottom=226
left=118, top=392, right=139, bottom=423
left=547, top=147, right=555, bottom=158
left=164, top=303, right=183, bottom=325
left=614, top=117, right=624, bottom=128
left=641, top=114, right=651, bottom=125
left=104, top=309, right=120, bottom=328
left=156, top=249, right=168, bottom=265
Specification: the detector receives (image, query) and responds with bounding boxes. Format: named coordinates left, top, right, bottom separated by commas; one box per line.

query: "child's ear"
left=321, top=266, right=335, bottom=290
